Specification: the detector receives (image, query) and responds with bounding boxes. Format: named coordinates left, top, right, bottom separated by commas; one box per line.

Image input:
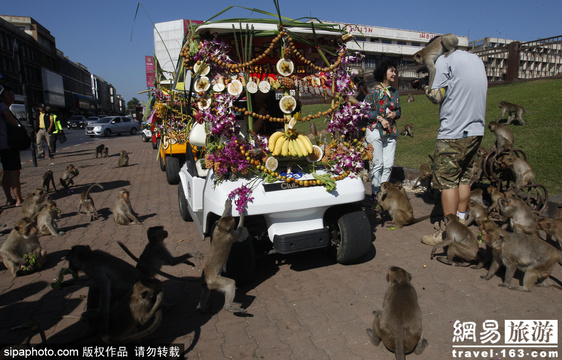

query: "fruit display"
left=177, top=12, right=373, bottom=209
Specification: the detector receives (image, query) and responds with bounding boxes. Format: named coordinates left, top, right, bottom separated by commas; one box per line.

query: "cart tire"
left=178, top=183, right=192, bottom=222
left=166, top=156, right=181, bottom=185
left=142, top=133, right=148, bottom=142
left=330, top=206, right=372, bottom=265
left=159, top=153, right=165, bottom=172
left=152, top=139, right=157, bottom=149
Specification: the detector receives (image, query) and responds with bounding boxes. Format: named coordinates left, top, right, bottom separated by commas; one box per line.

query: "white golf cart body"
left=177, top=21, right=372, bottom=269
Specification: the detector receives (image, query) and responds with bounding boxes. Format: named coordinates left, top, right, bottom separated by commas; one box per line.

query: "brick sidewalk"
left=0, top=134, right=560, bottom=359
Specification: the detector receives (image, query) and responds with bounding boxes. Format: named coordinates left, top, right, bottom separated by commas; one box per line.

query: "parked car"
left=86, top=116, right=102, bottom=125
left=67, top=115, right=87, bottom=129
left=85, top=116, right=141, bottom=137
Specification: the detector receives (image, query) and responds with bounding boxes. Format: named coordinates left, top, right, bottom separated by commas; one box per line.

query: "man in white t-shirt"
left=418, top=47, right=487, bottom=245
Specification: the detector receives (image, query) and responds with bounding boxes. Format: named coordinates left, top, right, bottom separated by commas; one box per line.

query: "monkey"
left=111, top=189, right=142, bottom=225
left=431, top=214, right=480, bottom=266
left=469, top=188, right=487, bottom=208
left=65, top=245, right=140, bottom=332
left=101, top=278, right=163, bottom=344
left=465, top=199, right=489, bottom=227
left=498, top=154, right=535, bottom=191
left=488, top=121, right=514, bottom=153
left=366, top=266, right=428, bottom=359
left=36, top=201, right=64, bottom=236
left=407, top=94, right=415, bottom=103
left=197, top=199, right=247, bottom=314
left=78, top=183, right=104, bottom=221
left=400, top=123, right=414, bottom=138
left=412, top=164, right=432, bottom=192
left=498, top=196, right=539, bottom=236
left=537, top=218, right=562, bottom=248
left=103, top=146, right=109, bottom=158
left=486, top=187, right=507, bottom=216
left=95, top=144, right=105, bottom=158
left=59, top=164, right=79, bottom=189
left=0, top=218, right=47, bottom=277
left=118, top=150, right=129, bottom=167
left=413, top=33, right=459, bottom=88
left=117, top=226, right=202, bottom=280
left=470, top=147, right=488, bottom=185
left=41, top=170, right=57, bottom=193
left=377, top=182, right=414, bottom=228
left=497, top=101, right=529, bottom=126
left=21, top=189, right=47, bottom=219
left=479, top=224, right=561, bottom=291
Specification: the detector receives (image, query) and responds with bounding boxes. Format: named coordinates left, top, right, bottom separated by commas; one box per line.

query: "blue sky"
left=3, top=0, right=561, bottom=103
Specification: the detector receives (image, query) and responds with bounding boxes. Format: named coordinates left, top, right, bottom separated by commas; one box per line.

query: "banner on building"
left=145, top=56, right=155, bottom=88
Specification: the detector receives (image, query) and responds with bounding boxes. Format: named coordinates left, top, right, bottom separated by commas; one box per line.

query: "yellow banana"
left=268, top=131, right=284, bottom=152
left=288, top=139, right=298, bottom=156
left=281, top=137, right=290, bottom=156
left=295, top=137, right=309, bottom=156
left=298, top=134, right=313, bottom=154
left=273, top=136, right=286, bottom=156
left=292, top=139, right=303, bottom=157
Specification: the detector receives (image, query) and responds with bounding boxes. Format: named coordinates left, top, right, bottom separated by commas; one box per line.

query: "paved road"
left=0, top=134, right=560, bottom=359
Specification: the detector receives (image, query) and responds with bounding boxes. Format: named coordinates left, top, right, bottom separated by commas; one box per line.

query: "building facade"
left=0, top=15, right=125, bottom=123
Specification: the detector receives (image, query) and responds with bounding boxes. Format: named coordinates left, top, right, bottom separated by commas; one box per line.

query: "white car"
left=85, top=116, right=141, bottom=137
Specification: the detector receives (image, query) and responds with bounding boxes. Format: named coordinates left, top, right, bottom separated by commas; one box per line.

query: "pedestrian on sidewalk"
left=0, top=85, right=24, bottom=207
left=415, top=37, right=487, bottom=245
left=36, top=105, right=55, bottom=159
left=51, top=110, right=62, bottom=154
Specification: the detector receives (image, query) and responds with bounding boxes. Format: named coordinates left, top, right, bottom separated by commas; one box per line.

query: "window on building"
left=381, top=39, right=392, bottom=44
left=411, top=42, right=421, bottom=47
left=397, top=41, right=407, bottom=45
left=355, top=37, right=366, bottom=42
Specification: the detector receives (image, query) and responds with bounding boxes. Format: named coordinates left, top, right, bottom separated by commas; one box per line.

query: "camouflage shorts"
left=432, top=136, right=483, bottom=189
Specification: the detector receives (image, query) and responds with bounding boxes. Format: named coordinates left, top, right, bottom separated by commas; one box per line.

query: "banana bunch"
left=268, top=131, right=314, bottom=157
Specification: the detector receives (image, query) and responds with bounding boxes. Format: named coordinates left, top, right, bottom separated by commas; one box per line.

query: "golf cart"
left=176, top=17, right=373, bottom=282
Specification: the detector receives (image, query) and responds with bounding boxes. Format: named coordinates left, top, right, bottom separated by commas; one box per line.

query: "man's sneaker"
left=421, top=221, right=445, bottom=246
left=38, top=154, right=45, bottom=159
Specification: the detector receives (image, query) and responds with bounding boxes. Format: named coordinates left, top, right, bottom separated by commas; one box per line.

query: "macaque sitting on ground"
left=21, top=189, right=47, bottom=219
left=377, top=182, right=414, bottom=228
left=366, top=266, right=428, bottom=358
left=60, top=164, right=79, bottom=189
left=111, top=189, right=142, bottom=225
left=431, top=214, right=480, bottom=266
left=1, top=218, right=47, bottom=276
left=36, top=200, right=64, bottom=236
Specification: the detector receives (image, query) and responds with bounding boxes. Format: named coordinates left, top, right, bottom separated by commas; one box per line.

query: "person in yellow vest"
left=51, top=111, right=62, bottom=154
left=36, top=105, right=55, bottom=159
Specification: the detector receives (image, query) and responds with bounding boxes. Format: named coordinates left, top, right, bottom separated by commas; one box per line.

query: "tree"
left=127, top=97, right=141, bottom=111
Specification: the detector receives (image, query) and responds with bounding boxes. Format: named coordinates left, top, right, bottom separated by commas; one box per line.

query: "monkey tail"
left=394, top=336, right=406, bottom=360
left=411, top=214, right=432, bottom=225
left=85, top=183, right=104, bottom=197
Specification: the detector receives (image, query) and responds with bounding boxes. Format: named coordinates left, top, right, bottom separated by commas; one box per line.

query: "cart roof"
left=195, top=21, right=344, bottom=37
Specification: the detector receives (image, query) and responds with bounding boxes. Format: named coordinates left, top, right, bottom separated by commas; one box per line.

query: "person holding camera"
left=414, top=43, right=487, bottom=245
left=364, top=59, right=401, bottom=201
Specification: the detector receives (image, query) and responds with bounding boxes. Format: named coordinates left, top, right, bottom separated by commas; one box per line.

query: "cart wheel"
left=178, top=183, right=192, bottom=222
left=165, top=156, right=182, bottom=185
left=327, top=205, right=372, bottom=265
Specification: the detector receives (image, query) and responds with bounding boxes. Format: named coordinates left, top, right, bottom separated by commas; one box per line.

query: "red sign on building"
left=145, top=56, right=155, bottom=88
